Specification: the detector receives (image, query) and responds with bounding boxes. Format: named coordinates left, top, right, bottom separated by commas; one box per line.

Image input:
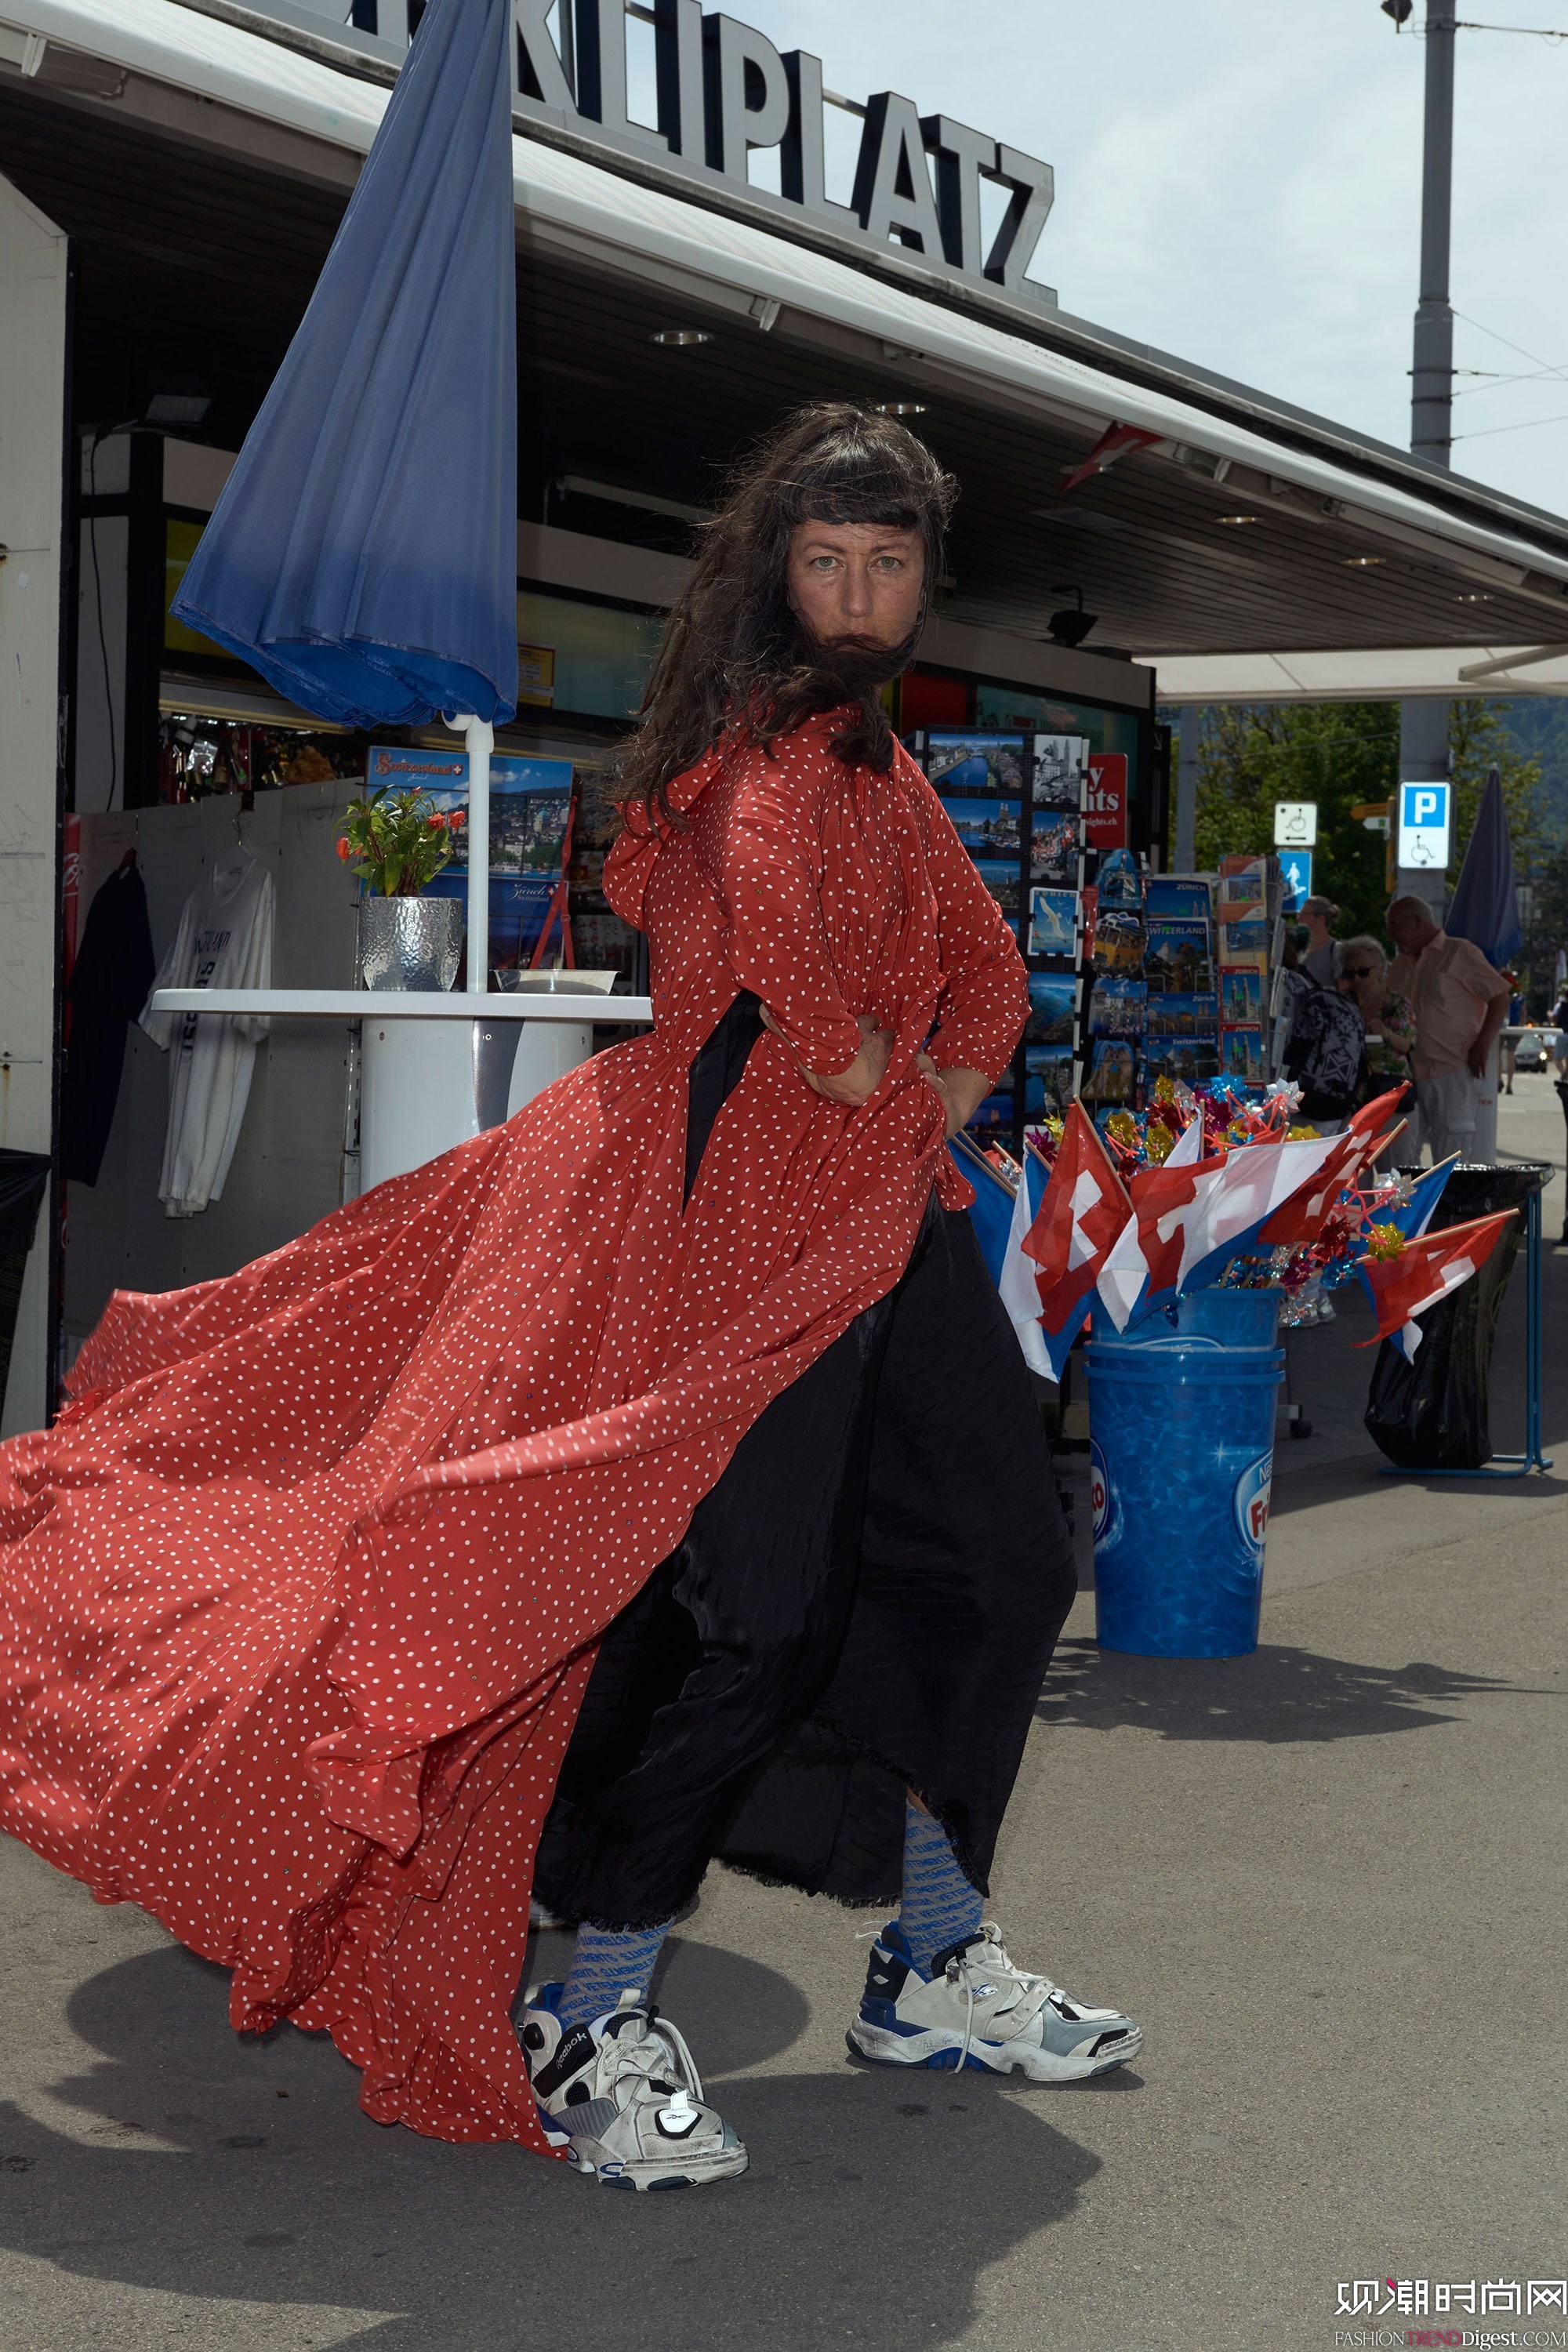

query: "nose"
left=840, top=559, right=873, bottom=620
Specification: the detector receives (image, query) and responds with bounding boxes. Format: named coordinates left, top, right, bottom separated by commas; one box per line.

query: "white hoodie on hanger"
left=140, top=847, right=275, bottom=1218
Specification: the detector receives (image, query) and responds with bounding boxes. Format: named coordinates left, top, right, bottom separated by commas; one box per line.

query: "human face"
left=786, top=520, right=927, bottom=651
left=1339, top=953, right=1385, bottom=1004
left=1388, top=901, right=1438, bottom=958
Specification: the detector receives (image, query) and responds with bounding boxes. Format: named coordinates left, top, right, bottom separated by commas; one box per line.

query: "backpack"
left=1282, top=980, right=1366, bottom=1120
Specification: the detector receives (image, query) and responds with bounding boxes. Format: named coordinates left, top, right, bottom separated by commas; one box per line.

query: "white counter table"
left=147, top=988, right=653, bottom=1192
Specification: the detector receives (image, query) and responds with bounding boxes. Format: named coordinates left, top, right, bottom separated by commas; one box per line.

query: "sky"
left=713, top=0, right=1568, bottom=521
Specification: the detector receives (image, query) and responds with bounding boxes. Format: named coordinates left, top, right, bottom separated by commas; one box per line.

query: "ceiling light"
left=1215, top=513, right=1259, bottom=527
left=1344, top=555, right=1385, bottom=568
left=873, top=401, right=928, bottom=417
left=1456, top=591, right=1494, bottom=604
left=650, top=329, right=712, bottom=348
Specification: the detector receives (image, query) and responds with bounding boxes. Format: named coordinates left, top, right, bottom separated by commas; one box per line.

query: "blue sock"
left=557, top=1922, right=670, bottom=2029
left=897, top=1802, right=983, bottom=1977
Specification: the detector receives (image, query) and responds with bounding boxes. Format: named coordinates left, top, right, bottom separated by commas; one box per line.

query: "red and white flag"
left=1097, top=1115, right=1225, bottom=1328
left=1022, top=1102, right=1131, bottom=1376
left=1358, top=1210, right=1515, bottom=1360
left=1177, top=1133, right=1339, bottom=1290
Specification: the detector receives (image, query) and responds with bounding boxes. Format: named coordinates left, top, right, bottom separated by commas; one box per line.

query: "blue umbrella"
left=1446, top=764, right=1523, bottom=973
left=171, top=0, right=517, bottom=984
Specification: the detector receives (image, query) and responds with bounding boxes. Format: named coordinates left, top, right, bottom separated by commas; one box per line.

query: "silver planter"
left=357, top=896, right=463, bottom=992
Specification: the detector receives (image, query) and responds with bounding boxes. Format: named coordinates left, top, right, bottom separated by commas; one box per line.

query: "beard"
left=789, top=621, right=921, bottom=707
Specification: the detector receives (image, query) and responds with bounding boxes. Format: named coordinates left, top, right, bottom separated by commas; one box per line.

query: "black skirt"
left=532, top=998, right=1076, bottom=1929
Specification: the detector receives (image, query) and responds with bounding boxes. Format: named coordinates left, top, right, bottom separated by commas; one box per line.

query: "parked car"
left=1512, top=1029, right=1549, bottom=1073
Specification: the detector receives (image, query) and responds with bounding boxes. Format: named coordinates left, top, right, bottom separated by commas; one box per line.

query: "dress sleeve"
left=911, top=775, right=1031, bottom=1080
left=713, top=747, right=866, bottom=1077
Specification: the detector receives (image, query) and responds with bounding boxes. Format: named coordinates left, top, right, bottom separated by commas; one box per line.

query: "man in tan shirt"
left=1387, top=895, right=1511, bottom=1165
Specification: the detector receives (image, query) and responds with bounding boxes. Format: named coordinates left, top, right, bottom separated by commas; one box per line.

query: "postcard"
left=1144, top=919, right=1213, bottom=993
left=1030, top=811, right=1080, bottom=884
left=972, top=857, right=1021, bottom=913
left=925, top=733, right=1029, bottom=796
left=1026, top=973, right=1079, bottom=1045
left=1143, top=1034, right=1221, bottom=1086
left=1032, top=734, right=1090, bottom=813
left=1027, top=887, right=1079, bottom=960
left=1082, top=1037, right=1136, bottom=1105
left=1024, top=1041, right=1077, bottom=1112
left=1089, top=977, right=1146, bottom=1039
left=1091, top=909, right=1145, bottom=978
left=1219, top=918, right=1270, bottom=953
left=1220, top=967, right=1265, bottom=1025
left=1144, top=877, right=1210, bottom=922
left=1221, top=1025, right=1266, bottom=1083
left=939, top=795, right=1022, bottom=856
left=1145, top=992, right=1219, bottom=1037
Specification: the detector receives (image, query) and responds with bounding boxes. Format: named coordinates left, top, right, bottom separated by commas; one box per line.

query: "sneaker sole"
left=844, top=2019, right=1142, bottom=2082
left=564, top=2143, right=750, bottom=2191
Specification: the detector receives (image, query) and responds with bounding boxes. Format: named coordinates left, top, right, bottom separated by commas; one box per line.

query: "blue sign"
left=1279, top=849, right=1312, bottom=910
left=1397, top=779, right=1452, bottom=870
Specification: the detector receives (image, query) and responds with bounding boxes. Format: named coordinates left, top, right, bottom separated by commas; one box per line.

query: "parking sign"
left=1396, top=780, right=1451, bottom=871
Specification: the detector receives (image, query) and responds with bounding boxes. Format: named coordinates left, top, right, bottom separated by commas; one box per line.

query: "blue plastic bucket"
left=1083, top=1289, right=1284, bottom=1658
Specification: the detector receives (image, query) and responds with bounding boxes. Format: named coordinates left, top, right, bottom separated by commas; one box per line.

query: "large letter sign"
left=299, top=0, right=1057, bottom=299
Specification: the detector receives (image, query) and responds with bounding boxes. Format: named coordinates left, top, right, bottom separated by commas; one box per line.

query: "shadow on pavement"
left=1036, top=1634, right=1557, bottom=1744
left=0, top=1933, right=1101, bottom=2352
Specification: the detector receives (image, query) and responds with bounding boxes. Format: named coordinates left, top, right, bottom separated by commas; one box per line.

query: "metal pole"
left=1396, top=0, right=1457, bottom=920
left=1411, top=0, right=1457, bottom=466
left=458, top=713, right=492, bottom=993
left=1174, top=704, right=1200, bottom=870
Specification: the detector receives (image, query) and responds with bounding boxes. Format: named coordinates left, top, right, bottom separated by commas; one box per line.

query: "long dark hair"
left=612, top=403, right=957, bottom=828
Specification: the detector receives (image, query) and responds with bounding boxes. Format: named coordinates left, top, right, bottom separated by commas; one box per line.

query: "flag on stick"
left=1022, top=1103, right=1131, bottom=1377
left=1356, top=1210, right=1515, bottom=1361
left=1097, top=1115, right=1225, bottom=1330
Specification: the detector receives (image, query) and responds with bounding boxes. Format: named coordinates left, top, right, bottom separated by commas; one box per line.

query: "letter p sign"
left=1396, top=779, right=1450, bottom=873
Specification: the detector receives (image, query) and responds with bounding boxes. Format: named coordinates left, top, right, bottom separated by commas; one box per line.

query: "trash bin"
left=1363, top=1163, right=1546, bottom=1472
left=1085, top=1289, right=1285, bottom=1659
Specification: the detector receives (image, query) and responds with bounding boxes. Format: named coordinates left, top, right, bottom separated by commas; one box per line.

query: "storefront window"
left=515, top=590, right=662, bottom=721
left=974, top=683, right=1142, bottom=764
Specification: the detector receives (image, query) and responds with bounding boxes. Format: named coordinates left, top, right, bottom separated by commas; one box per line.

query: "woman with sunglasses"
left=1334, top=935, right=1416, bottom=1102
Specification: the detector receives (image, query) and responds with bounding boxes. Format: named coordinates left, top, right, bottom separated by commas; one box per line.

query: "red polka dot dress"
left=0, top=713, right=1028, bottom=2155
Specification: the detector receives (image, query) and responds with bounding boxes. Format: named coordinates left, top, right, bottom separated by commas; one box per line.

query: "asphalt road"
left=0, top=1078, right=1563, bottom=2351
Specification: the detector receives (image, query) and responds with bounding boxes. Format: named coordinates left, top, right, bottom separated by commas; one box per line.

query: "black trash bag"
left=1363, top=1163, right=1547, bottom=1470
left=0, top=1148, right=49, bottom=1425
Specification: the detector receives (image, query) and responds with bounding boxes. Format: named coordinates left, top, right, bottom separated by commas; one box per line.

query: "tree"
left=1192, top=702, right=1397, bottom=943
left=1189, top=698, right=1548, bottom=964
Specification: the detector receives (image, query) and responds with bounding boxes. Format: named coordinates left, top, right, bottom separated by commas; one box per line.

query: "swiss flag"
left=1348, top=1087, right=1409, bottom=1141
left=1257, top=1128, right=1377, bottom=1250
left=1357, top=1210, right=1515, bottom=1360
left=1022, top=1102, right=1131, bottom=1375
left=1097, top=1115, right=1225, bottom=1328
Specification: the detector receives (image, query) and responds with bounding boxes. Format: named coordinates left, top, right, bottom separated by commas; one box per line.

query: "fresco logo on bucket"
left=1232, top=1450, right=1273, bottom=1567
left=1089, top=1441, right=1120, bottom=1552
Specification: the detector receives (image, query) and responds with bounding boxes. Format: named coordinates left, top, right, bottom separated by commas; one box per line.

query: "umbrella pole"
left=455, top=713, right=493, bottom=992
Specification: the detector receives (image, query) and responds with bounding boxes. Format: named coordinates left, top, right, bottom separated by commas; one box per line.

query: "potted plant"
left=337, top=785, right=467, bottom=990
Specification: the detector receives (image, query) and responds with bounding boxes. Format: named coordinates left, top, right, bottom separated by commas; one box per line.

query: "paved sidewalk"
left=0, top=1085, right=1563, bottom=2351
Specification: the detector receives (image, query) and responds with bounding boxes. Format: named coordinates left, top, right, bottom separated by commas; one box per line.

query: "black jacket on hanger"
left=60, top=865, right=158, bottom=1185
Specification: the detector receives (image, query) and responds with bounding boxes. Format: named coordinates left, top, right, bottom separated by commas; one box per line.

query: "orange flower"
left=427, top=812, right=447, bottom=829
left=335, top=836, right=354, bottom=862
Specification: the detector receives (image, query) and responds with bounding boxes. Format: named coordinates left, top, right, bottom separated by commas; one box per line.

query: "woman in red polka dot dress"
left=0, top=405, right=1138, bottom=2191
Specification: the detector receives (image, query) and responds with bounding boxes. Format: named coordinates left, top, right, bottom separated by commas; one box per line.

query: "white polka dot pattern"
left=0, top=711, right=1028, bottom=2157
